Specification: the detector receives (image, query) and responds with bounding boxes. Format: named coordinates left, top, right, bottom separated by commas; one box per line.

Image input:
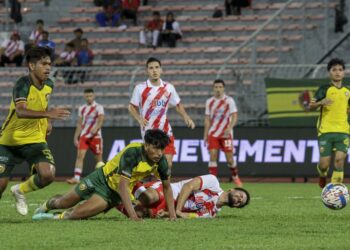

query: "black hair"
left=146, top=57, right=161, bottom=67
left=66, top=42, right=75, bottom=49
left=144, top=129, right=169, bottom=149
left=74, top=28, right=83, bottom=34
left=81, top=38, right=89, bottom=43
left=36, top=19, right=44, bottom=25
left=213, top=79, right=225, bottom=86
left=166, top=11, right=174, bottom=19
left=26, top=46, right=51, bottom=64
left=228, top=187, right=250, bottom=208
left=153, top=11, right=160, bottom=16
left=84, top=88, right=94, bottom=93
left=327, top=58, right=345, bottom=71
left=42, top=30, right=49, bottom=36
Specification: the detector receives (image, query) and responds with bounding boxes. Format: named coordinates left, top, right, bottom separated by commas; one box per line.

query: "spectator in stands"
left=95, top=3, right=122, bottom=27
left=25, top=19, right=44, bottom=52
left=225, top=0, right=251, bottom=16
left=0, top=31, right=24, bottom=67
left=38, top=31, right=56, bottom=56
left=139, top=11, right=163, bottom=49
left=121, top=0, right=140, bottom=26
left=55, top=43, right=76, bottom=67
left=69, top=28, right=84, bottom=51
left=76, top=39, right=94, bottom=83
left=158, top=12, right=183, bottom=48
left=335, top=0, right=347, bottom=33
left=212, top=6, right=223, bottom=18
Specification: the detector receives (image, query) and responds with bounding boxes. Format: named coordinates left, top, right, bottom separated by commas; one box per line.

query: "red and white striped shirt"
left=78, top=101, right=104, bottom=139
left=29, top=29, right=43, bottom=45
left=205, top=95, right=237, bottom=138
left=1, top=39, right=24, bottom=57
left=59, top=50, right=76, bottom=62
left=130, top=79, right=180, bottom=138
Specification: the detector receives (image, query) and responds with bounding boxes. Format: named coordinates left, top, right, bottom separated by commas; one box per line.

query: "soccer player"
left=203, top=79, right=242, bottom=186
left=309, top=58, right=350, bottom=188
left=33, top=129, right=176, bottom=221
left=0, top=46, right=71, bottom=215
left=66, top=88, right=105, bottom=184
left=128, top=57, right=195, bottom=168
left=124, top=174, right=250, bottom=219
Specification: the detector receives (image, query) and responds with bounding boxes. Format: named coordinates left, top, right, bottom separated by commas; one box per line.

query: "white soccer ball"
left=321, top=183, right=349, bottom=210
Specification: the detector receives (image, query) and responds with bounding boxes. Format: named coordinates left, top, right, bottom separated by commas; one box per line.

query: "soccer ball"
left=321, top=183, right=349, bottom=210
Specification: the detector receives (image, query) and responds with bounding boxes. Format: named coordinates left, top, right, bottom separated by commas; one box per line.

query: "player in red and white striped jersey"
left=124, top=174, right=250, bottom=219
left=0, top=31, right=24, bottom=67
left=67, top=89, right=105, bottom=184
left=128, top=57, right=195, bottom=168
left=204, top=79, right=242, bottom=187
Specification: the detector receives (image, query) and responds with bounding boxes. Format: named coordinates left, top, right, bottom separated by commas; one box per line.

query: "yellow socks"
left=19, top=175, right=39, bottom=194
left=331, top=170, right=344, bottom=184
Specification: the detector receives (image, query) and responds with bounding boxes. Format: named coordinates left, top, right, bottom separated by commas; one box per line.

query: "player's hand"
left=47, top=108, right=71, bottom=120
left=74, top=138, right=79, bottom=147
left=138, top=118, right=148, bottom=129
left=46, top=122, right=53, bottom=136
left=320, top=98, right=333, bottom=106
left=203, top=135, right=208, bottom=146
left=185, top=117, right=195, bottom=129
left=223, top=128, right=232, bottom=138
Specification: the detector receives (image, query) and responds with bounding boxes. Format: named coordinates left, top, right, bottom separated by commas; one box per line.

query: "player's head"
left=11, top=31, right=20, bottom=41
left=65, top=42, right=75, bottom=51
left=36, top=19, right=44, bottom=29
left=213, top=79, right=225, bottom=97
left=74, top=28, right=83, bottom=38
left=81, top=38, right=89, bottom=49
left=152, top=11, right=161, bottom=20
left=166, top=12, right=175, bottom=22
left=144, top=129, right=169, bottom=163
left=41, top=31, right=49, bottom=41
left=226, top=187, right=250, bottom=208
left=327, top=58, right=345, bottom=83
left=83, top=88, right=95, bottom=104
left=26, top=46, right=52, bottom=81
left=146, top=57, right=162, bottom=81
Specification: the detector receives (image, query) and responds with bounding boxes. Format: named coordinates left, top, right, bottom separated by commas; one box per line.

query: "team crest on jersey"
left=79, top=183, right=87, bottom=191
left=345, top=92, right=349, bottom=97
left=46, top=93, right=51, bottom=102
left=0, top=164, right=5, bottom=174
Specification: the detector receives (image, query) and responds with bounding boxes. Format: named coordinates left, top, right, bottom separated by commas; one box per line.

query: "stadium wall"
left=10, top=127, right=350, bottom=178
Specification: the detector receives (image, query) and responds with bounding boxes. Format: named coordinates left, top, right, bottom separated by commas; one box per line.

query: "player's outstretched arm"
left=118, top=176, right=142, bottom=221
left=16, top=102, right=70, bottom=120
left=175, top=103, right=195, bottom=129
left=161, top=179, right=176, bottom=220
left=176, top=177, right=201, bottom=219
left=309, top=98, right=333, bottom=110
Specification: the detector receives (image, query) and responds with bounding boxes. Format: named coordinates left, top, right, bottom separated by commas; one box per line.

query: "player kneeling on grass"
left=117, top=174, right=250, bottom=219
left=33, top=129, right=176, bottom=221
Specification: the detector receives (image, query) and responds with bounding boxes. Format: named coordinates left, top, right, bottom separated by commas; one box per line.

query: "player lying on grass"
left=117, top=174, right=250, bottom=219
left=33, top=129, right=176, bottom=221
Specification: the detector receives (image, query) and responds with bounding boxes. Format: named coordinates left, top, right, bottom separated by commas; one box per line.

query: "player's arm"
left=73, top=116, right=83, bottom=147
left=15, top=102, right=70, bottom=120
left=204, top=115, right=210, bottom=143
left=175, top=177, right=202, bottom=219
left=224, top=112, right=237, bottom=137
left=118, top=176, right=141, bottom=221
left=175, top=103, right=195, bottom=129
left=161, top=179, right=176, bottom=220
left=128, top=104, right=148, bottom=129
left=90, top=114, right=104, bottom=135
left=309, top=98, right=333, bottom=110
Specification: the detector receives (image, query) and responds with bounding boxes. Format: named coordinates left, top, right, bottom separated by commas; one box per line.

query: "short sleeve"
left=168, top=84, right=180, bottom=106
left=18, top=41, right=24, bottom=51
left=117, top=148, right=138, bottom=179
left=229, top=97, right=238, bottom=114
left=130, top=84, right=141, bottom=107
left=313, top=85, right=329, bottom=102
left=97, top=104, right=104, bottom=115
left=205, top=99, right=210, bottom=116
left=29, top=31, right=35, bottom=40
left=198, top=174, right=221, bottom=193
left=13, top=77, right=30, bottom=104
left=156, top=156, right=170, bottom=180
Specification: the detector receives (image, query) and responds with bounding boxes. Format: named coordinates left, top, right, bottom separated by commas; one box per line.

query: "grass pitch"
left=0, top=181, right=349, bottom=250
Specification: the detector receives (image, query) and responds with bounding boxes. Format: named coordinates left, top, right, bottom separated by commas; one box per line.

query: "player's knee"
left=39, top=169, right=55, bottom=186
left=334, top=157, right=345, bottom=167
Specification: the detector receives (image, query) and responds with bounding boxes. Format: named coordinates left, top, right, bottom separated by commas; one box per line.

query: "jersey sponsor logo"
left=0, top=164, right=6, bottom=174
left=151, top=99, right=167, bottom=108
